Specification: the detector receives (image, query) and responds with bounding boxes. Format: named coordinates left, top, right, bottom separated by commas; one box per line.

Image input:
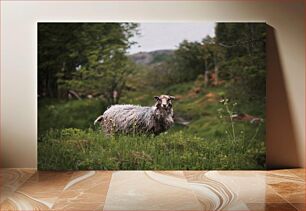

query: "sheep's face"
left=154, top=95, right=175, bottom=114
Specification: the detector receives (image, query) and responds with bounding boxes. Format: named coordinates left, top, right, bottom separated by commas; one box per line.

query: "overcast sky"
left=128, top=22, right=216, bottom=54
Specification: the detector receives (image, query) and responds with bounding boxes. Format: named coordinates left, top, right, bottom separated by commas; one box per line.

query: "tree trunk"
left=204, top=58, right=209, bottom=87
left=204, top=71, right=209, bottom=87
left=213, top=52, right=219, bottom=85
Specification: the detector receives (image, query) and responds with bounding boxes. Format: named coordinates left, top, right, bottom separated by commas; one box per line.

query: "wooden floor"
left=0, top=169, right=305, bottom=210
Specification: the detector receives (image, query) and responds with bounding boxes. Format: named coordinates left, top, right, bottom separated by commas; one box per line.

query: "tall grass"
left=38, top=128, right=265, bottom=170
left=38, top=83, right=266, bottom=170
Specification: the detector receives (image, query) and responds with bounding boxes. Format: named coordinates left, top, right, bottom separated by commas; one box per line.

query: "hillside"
left=129, top=49, right=174, bottom=65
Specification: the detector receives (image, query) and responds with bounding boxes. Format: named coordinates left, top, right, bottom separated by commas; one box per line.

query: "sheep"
left=94, top=95, right=175, bottom=135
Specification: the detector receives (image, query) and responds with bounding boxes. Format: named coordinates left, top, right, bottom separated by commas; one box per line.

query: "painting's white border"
left=1, top=1, right=304, bottom=167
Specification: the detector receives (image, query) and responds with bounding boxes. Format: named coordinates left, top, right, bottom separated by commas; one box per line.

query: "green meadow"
left=38, top=81, right=265, bottom=170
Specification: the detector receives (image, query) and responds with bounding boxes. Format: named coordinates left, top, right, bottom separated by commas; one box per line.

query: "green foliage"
left=38, top=128, right=265, bottom=170
left=38, top=23, right=138, bottom=103
left=215, top=23, right=266, bottom=58
left=38, top=99, right=107, bottom=136
left=143, top=23, right=266, bottom=110
left=220, top=55, right=266, bottom=115
left=146, top=36, right=224, bottom=85
left=143, top=62, right=176, bottom=88
left=149, top=51, right=173, bottom=64
left=171, top=40, right=206, bottom=82
left=216, top=23, right=266, bottom=110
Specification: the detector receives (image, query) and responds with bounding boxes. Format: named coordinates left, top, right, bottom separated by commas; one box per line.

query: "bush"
left=38, top=99, right=107, bottom=135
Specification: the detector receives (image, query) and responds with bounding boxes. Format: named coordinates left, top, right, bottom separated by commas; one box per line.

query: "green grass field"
left=38, top=82, right=266, bottom=170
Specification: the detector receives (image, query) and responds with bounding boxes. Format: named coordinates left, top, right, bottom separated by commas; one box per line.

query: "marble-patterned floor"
left=0, top=169, right=304, bottom=210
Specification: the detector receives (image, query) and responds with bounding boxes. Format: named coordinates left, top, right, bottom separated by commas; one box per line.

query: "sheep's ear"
left=169, top=96, right=175, bottom=100
left=154, top=96, right=160, bottom=101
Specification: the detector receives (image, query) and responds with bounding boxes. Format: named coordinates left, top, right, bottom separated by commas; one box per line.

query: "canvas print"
left=38, top=22, right=266, bottom=170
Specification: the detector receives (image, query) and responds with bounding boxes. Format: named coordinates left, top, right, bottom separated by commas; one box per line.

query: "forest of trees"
left=145, top=23, right=266, bottom=108
left=39, top=23, right=266, bottom=107
left=38, top=23, right=138, bottom=104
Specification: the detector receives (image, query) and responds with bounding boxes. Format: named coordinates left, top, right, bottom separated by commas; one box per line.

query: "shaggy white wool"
left=94, top=102, right=174, bottom=135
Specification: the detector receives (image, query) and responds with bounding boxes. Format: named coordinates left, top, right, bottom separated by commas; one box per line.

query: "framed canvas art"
left=38, top=22, right=266, bottom=170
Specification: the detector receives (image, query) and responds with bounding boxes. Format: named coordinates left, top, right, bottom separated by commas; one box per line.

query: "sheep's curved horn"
left=169, top=96, right=175, bottom=100
left=154, top=96, right=160, bottom=100
left=94, top=115, right=103, bottom=125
